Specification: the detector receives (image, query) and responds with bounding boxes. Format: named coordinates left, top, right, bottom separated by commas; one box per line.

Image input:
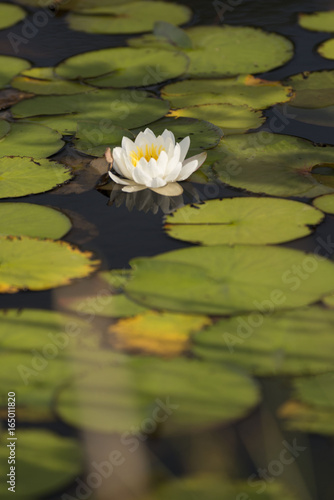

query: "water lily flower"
left=106, top=128, right=207, bottom=196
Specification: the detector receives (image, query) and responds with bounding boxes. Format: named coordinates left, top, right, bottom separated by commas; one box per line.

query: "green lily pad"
left=299, top=11, right=334, bottom=32
left=318, top=38, right=334, bottom=60
left=313, top=193, right=334, bottom=214
left=0, top=430, right=82, bottom=498
left=56, top=47, right=188, bottom=88
left=132, top=117, right=223, bottom=152
left=0, top=122, right=64, bottom=158
left=210, top=133, right=334, bottom=198
left=56, top=355, right=260, bottom=434
left=162, top=75, right=293, bottom=109
left=66, top=292, right=148, bottom=318
left=12, top=69, right=95, bottom=95
left=279, top=374, right=334, bottom=436
left=164, top=198, right=323, bottom=246
left=0, top=157, right=72, bottom=199
left=0, top=120, right=10, bottom=139
left=193, top=307, right=334, bottom=376
left=0, top=55, right=30, bottom=88
left=130, top=26, right=294, bottom=77
left=0, top=237, right=100, bottom=293
left=11, top=89, right=170, bottom=134
left=169, top=104, right=264, bottom=135
left=0, top=4, right=26, bottom=30
left=74, top=122, right=134, bottom=157
left=15, top=0, right=136, bottom=8
left=0, top=203, right=71, bottom=239
left=154, top=21, right=193, bottom=49
left=66, top=1, right=192, bottom=34
left=125, top=245, right=334, bottom=316
left=145, top=475, right=297, bottom=500
left=286, top=71, right=334, bottom=108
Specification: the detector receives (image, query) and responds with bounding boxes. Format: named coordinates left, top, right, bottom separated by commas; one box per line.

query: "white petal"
left=122, top=185, right=147, bottom=193
left=161, top=129, right=175, bottom=146
left=177, top=152, right=207, bottom=181
left=165, top=143, right=181, bottom=176
left=148, top=177, right=166, bottom=188
left=121, top=136, right=135, bottom=153
left=132, top=158, right=151, bottom=186
left=179, top=136, right=190, bottom=162
left=164, top=162, right=183, bottom=183
left=109, top=171, right=133, bottom=186
left=150, top=182, right=183, bottom=196
left=156, top=150, right=169, bottom=176
left=113, top=148, right=130, bottom=177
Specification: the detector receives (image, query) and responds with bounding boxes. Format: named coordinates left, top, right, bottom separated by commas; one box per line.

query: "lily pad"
left=66, top=1, right=192, bottom=35
left=11, top=89, right=170, bottom=134
left=286, top=71, right=334, bottom=108
left=109, top=311, right=211, bottom=356
left=279, top=374, right=334, bottom=436
left=74, top=122, right=134, bottom=157
left=211, top=133, right=334, bottom=198
left=0, top=119, right=10, bottom=139
left=56, top=47, right=188, bottom=88
left=0, top=430, right=82, bottom=498
left=318, top=38, right=334, bottom=60
left=0, top=122, right=64, bottom=158
left=0, top=4, right=26, bottom=30
left=0, top=203, right=71, bottom=239
left=125, top=245, right=334, bottom=315
left=0, top=55, right=30, bottom=88
left=164, top=198, right=323, bottom=246
left=299, top=11, right=334, bottom=32
left=193, top=307, right=334, bottom=376
left=146, top=475, right=297, bottom=500
left=162, top=75, right=293, bottom=109
left=168, top=104, right=264, bottom=135
left=313, top=193, right=334, bottom=214
left=0, top=157, right=71, bottom=199
left=12, top=68, right=95, bottom=95
left=130, top=26, right=294, bottom=77
left=0, top=237, right=100, bottom=293
left=56, top=355, right=260, bottom=434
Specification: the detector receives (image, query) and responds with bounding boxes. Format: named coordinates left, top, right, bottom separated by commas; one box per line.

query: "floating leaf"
left=0, top=55, right=30, bottom=88
left=286, top=71, right=334, bottom=108
left=146, top=475, right=297, bottom=500
left=131, top=116, right=223, bottom=163
left=0, top=237, right=100, bottom=293
left=318, top=38, right=334, bottom=60
left=11, top=89, right=170, bottom=134
left=164, top=198, right=323, bottom=245
left=109, top=311, right=210, bottom=356
left=56, top=354, right=260, bottom=434
left=0, top=4, right=26, bottom=30
left=66, top=292, right=148, bottom=318
left=299, top=11, right=334, bottom=32
left=0, top=157, right=71, bottom=199
left=168, top=104, right=264, bottom=135
left=193, top=307, right=334, bottom=376
left=74, top=122, right=134, bottom=156
left=162, top=75, right=293, bottom=109
left=0, top=203, right=71, bottom=239
left=12, top=69, right=95, bottom=95
left=279, top=374, right=334, bottom=436
left=154, top=21, right=193, bottom=49
left=125, top=245, right=334, bottom=315
left=130, top=26, right=294, bottom=77
left=56, top=47, right=188, bottom=88
left=210, top=133, right=334, bottom=198
left=0, top=430, right=82, bottom=498
left=15, top=0, right=136, bottom=8
left=313, top=193, right=334, bottom=214
left=0, top=120, right=10, bottom=139
left=66, top=1, right=192, bottom=35
left=0, top=122, right=64, bottom=158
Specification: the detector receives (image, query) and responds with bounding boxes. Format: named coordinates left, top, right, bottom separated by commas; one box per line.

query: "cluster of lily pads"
left=1, top=3, right=334, bottom=498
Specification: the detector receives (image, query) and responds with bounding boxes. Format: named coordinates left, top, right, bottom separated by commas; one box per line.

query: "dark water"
left=0, top=1, right=334, bottom=499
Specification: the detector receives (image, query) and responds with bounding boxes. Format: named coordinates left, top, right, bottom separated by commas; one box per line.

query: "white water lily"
left=106, top=128, right=207, bottom=196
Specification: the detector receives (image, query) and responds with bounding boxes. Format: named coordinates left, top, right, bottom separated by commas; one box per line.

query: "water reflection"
left=102, top=183, right=201, bottom=215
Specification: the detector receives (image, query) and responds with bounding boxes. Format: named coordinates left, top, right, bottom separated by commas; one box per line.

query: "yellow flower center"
left=129, top=144, right=164, bottom=166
